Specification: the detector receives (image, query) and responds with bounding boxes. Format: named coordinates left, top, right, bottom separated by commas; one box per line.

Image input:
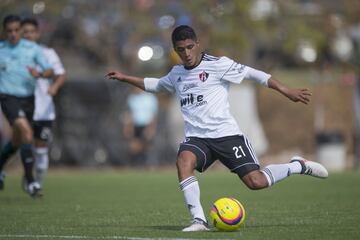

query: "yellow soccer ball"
left=209, top=197, right=246, bottom=231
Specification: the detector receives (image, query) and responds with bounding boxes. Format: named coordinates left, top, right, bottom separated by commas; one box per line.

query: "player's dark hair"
left=171, top=25, right=197, bottom=47
left=2, top=14, right=21, bottom=28
left=21, top=18, right=39, bottom=28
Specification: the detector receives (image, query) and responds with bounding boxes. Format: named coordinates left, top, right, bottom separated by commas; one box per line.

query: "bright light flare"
left=138, top=46, right=154, bottom=61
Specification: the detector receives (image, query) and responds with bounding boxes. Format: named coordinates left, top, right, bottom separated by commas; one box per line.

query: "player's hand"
left=105, top=71, right=145, bottom=90
left=106, top=71, right=126, bottom=81
left=47, top=85, right=59, bottom=96
left=286, top=88, right=312, bottom=104
left=27, top=66, right=41, bottom=78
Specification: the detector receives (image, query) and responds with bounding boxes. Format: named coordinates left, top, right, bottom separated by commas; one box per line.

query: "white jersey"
left=144, top=54, right=271, bottom=138
left=33, top=46, right=65, bottom=121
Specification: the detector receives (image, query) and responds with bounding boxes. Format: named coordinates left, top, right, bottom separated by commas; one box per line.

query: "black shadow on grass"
left=146, top=225, right=184, bottom=231
left=146, top=226, right=241, bottom=233
left=125, top=222, right=311, bottom=234
left=244, top=222, right=310, bottom=229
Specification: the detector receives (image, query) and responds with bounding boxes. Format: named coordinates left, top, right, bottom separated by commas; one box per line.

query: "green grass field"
left=0, top=169, right=359, bottom=240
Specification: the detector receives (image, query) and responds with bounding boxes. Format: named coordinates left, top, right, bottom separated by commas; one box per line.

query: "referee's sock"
left=0, top=141, right=18, bottom=171
left=20, top=144, right=35, bottom=183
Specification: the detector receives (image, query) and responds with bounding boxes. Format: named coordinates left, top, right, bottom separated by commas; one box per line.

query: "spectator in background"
left=123, top=86, right=158, bottom=166
left=21, top=18, right=66, bottom=189
left=0, top=14, right=53, bottom=197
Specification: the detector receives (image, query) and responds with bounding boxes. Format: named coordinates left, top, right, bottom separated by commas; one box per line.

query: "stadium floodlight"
left=33, top=1, right=46, bottom=15
left=332, top=33, right=353, bottom=62
left=298, top=41, right=317, bottom=63
left=158, top=15, right=175, bottom=29
left=138, top=46, right=154, bottom=61
left=250, top=0, right=278, bottom=21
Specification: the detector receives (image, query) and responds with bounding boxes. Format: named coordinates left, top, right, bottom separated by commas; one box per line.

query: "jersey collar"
left=183, top=52, right=205, bottom=70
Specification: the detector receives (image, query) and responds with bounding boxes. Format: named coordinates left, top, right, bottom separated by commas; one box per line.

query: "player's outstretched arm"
left=106, top=70, right=145, bottom=90
left=268, top=77, right=312, bottom=104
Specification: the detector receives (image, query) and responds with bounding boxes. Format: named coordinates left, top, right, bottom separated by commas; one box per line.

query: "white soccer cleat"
left=182, top=218, right=210, bottom=232
left=27, top=181, right=43, bottom=198
left=291, top=156, right=328, bottom=179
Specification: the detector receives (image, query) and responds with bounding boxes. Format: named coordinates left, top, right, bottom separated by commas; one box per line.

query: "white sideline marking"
left=0, top=235, right=228, bottom=240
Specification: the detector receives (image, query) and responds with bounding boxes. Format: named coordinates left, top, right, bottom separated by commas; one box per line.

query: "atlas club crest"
left=199, top=71, right=209, bottom=82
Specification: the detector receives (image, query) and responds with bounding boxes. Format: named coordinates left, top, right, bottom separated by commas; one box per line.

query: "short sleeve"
left=47, top=49, right=65, bottom=75
left=244, top=67, right=271, bottom=86
left=144, top=73, right=175, bottom=93
left=217, top=56, right=250, bottom=84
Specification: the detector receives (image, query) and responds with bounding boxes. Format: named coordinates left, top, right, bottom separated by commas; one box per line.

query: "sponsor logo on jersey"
left=199, top=71, right=209, bottom=82
left=182, top=83, right=198, bottom=92
left=180, top=94, right=207, bottom=107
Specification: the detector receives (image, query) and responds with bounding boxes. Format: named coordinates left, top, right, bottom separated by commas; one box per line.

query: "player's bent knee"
left=241, top=171, right=268, bottom=190
left=22, top=131, right=33, bottom=144
left=176, top=157, right=194, bottom=171
left=176, top=152, right=196, bottom=172
left=14, top=121, right=33, bottom=143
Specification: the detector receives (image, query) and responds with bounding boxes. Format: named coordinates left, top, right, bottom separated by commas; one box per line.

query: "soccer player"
left=0, top=14, right=53, bottom=197
left=21, top=18, right=66, bottom=188
left=106, top=25, right=328, bottom=232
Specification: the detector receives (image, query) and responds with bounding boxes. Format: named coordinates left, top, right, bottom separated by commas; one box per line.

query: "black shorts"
left=178, top=135, right=260, bottom=178
left=0, top=94, right=34, bottom=125
left=33, top=120, right=53, bottom=142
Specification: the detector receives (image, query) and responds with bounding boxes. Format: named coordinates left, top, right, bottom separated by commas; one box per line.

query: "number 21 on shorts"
left=233, top=145, right=246, bottom=159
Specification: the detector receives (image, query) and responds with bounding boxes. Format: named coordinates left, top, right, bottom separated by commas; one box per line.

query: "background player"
left=0, top=14, right=53, bottom=197
left=123, top=86, right=158, bottom=166
left=21, top=17, right=66, bottom=189
left=106, top=25, right=328, bottom=231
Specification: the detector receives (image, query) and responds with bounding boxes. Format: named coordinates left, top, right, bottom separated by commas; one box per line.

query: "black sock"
left=20, top=144, right=35, bottom=183
left=0, top=142, right=18, bottom=171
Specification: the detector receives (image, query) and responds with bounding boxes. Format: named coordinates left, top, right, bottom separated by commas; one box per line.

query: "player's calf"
left=241, top=170, right=269, bottom=190
left=176, top=151, right=197, bottom=181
